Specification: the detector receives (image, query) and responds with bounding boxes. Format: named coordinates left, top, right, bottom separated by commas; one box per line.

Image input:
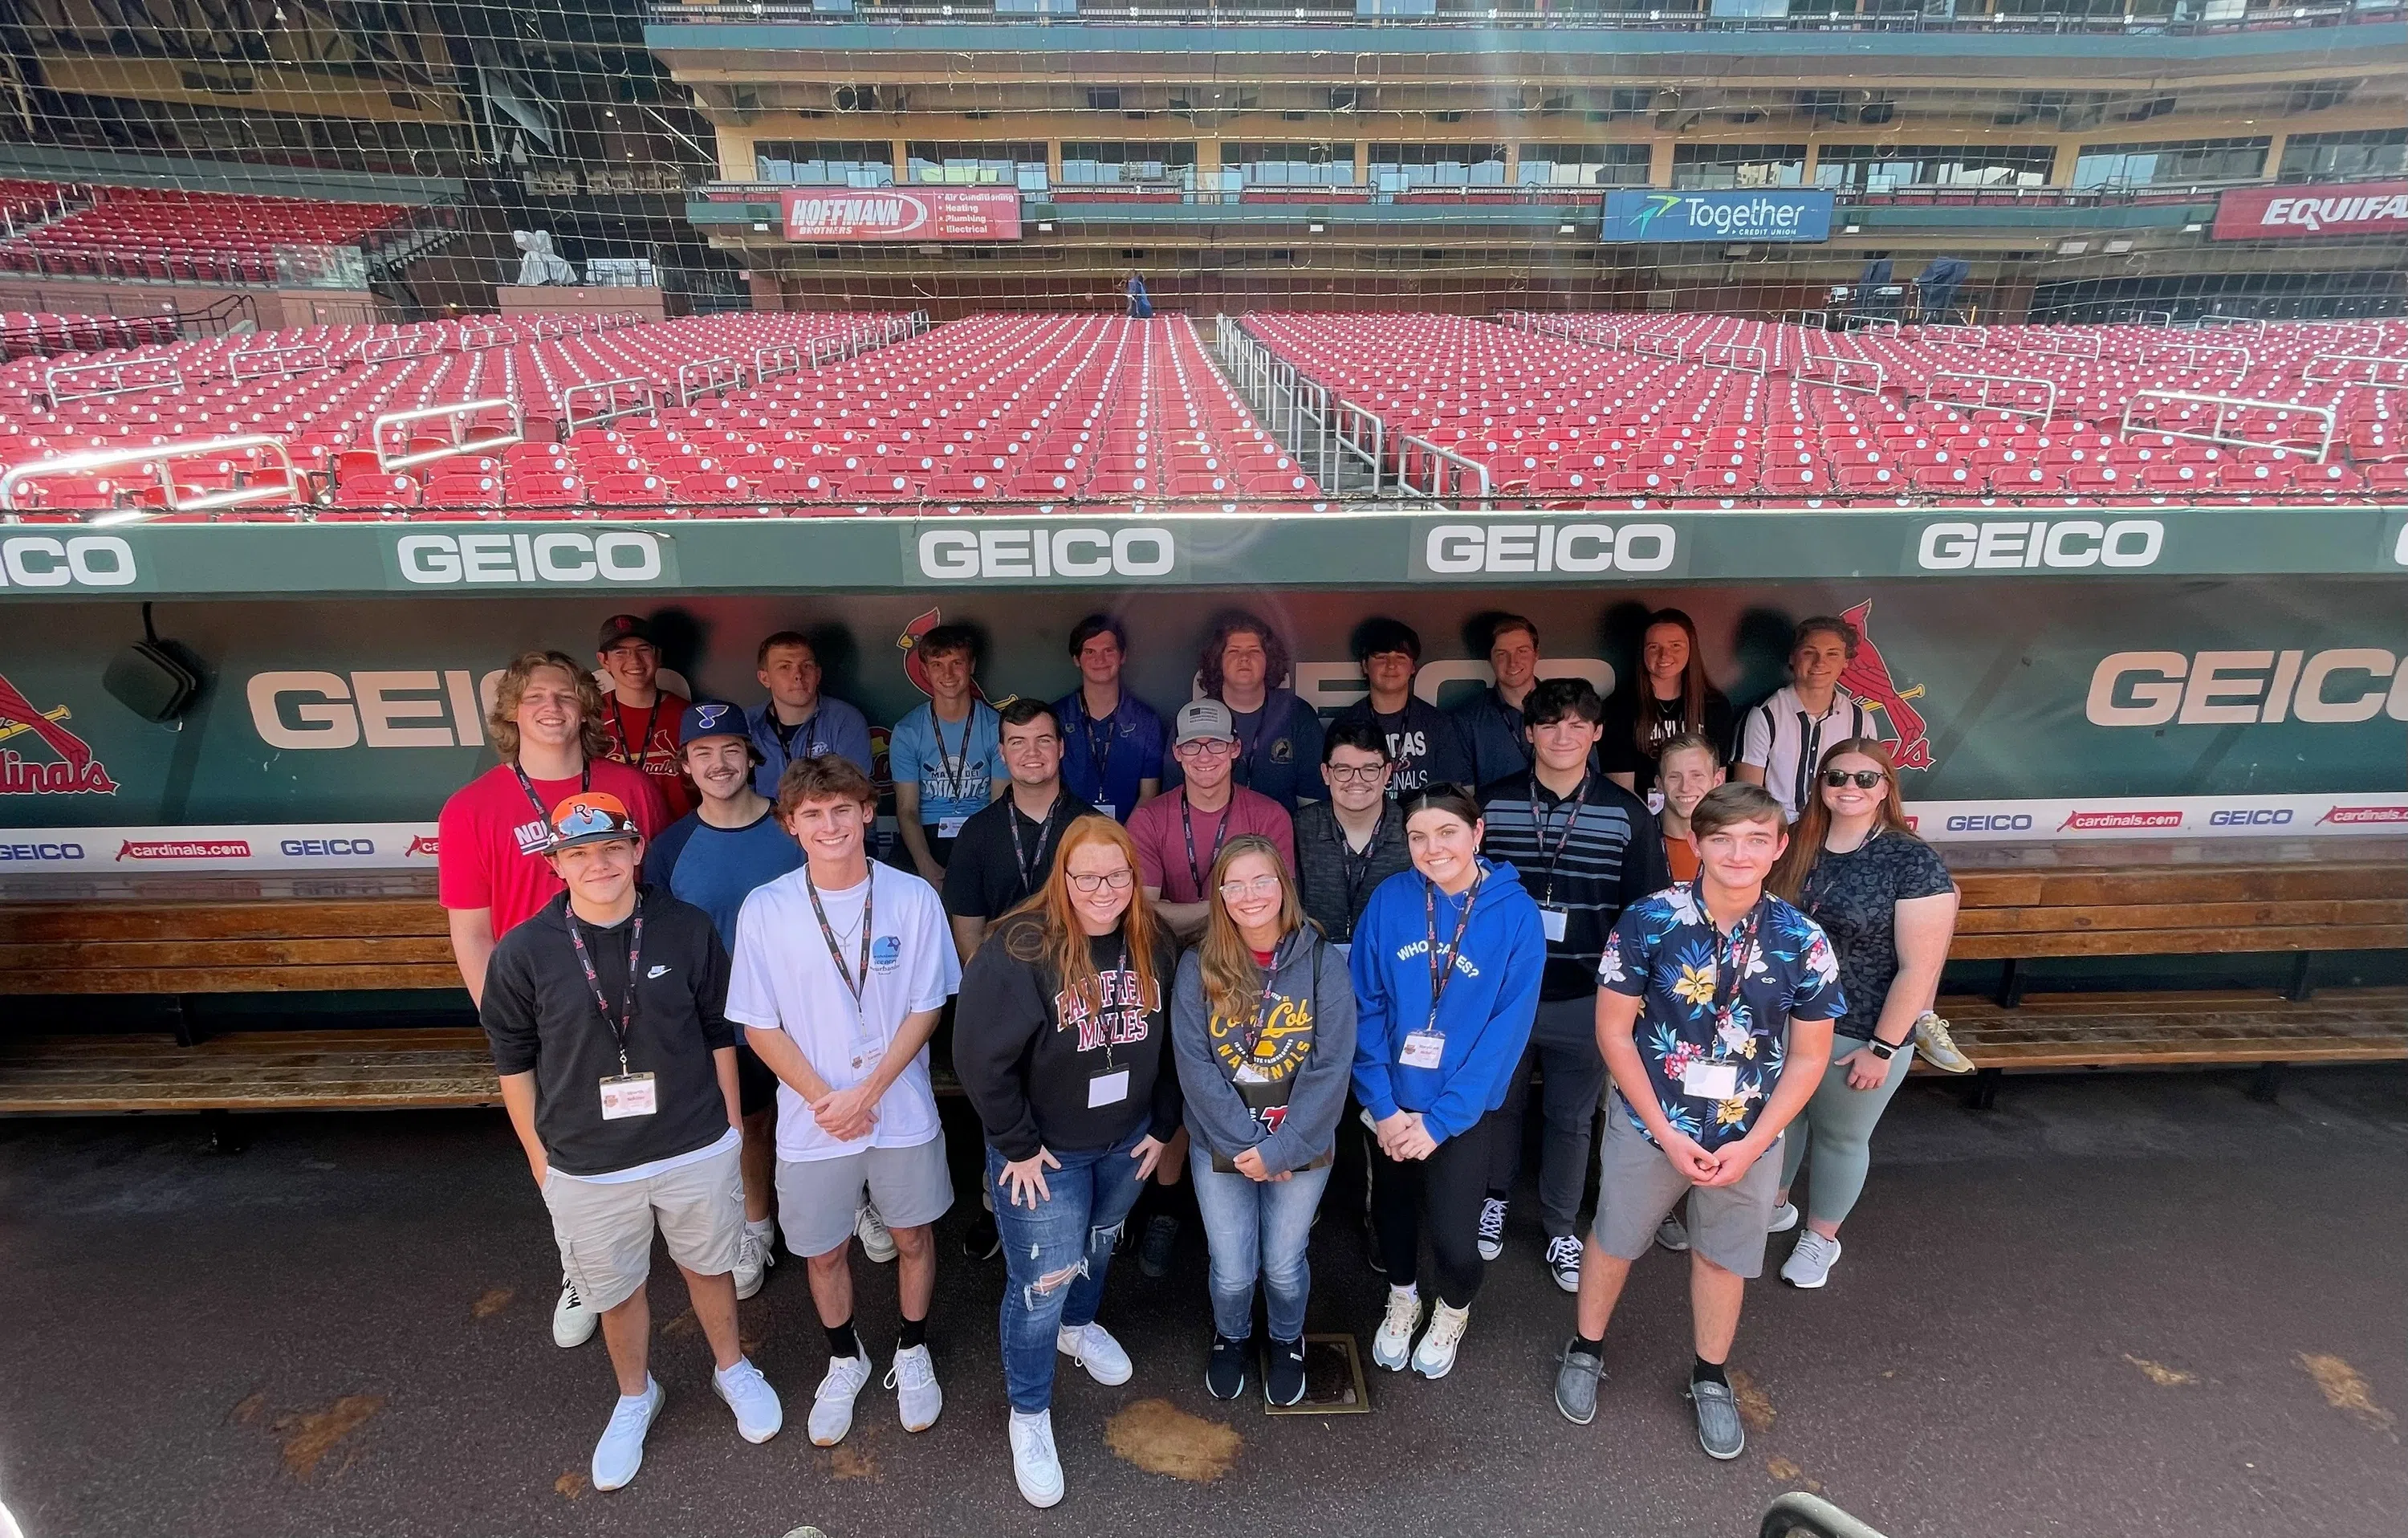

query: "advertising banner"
left=2211, top=180, right=2408, bottom=241
left=780, top=187, right=1022, bottom=242
left=1601, top=188, right=1834, bottom=244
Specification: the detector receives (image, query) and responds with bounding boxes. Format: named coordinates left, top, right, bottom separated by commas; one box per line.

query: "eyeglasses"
left=1218, top=876, right=1283, bottom=900
left=1820, top=769, right=1887, bottom=789
left=1175, top=738, right=1236, bottom=758
left=1326, top=764, right=1388, bottom=784
left=1068, top=869, right=1135, bottom=893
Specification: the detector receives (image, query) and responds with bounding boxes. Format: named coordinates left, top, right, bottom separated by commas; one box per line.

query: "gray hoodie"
left=1171, top=928, right=1357, bottom=1176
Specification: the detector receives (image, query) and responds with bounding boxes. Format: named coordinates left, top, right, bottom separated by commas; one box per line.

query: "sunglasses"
left=1820, top=769, right=1887, bottom=790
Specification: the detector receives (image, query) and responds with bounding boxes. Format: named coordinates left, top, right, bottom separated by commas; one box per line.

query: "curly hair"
left=489, top=651, right=611, bottom=763
left=1197, top=611, right=1292, bottom=696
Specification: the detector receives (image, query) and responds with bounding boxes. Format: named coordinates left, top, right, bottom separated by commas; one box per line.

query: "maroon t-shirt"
left=600, top=690, right=693, bottom=821
left=1128, top=787, right=1296, bottom=904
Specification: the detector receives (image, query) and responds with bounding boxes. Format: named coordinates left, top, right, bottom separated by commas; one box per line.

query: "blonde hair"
left=1003, top=814, right=1167, bottom=1025
left=1197, top=835, right=1307, bottom=1028
left=489, top=651, right=611, bottom=763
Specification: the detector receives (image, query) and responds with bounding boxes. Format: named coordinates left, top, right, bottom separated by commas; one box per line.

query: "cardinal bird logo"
left=894, top=607, right=1011, bottom=707
left=0, top=669, right=119, bottom=795
left=1837, top=600, right=1934, bottom=771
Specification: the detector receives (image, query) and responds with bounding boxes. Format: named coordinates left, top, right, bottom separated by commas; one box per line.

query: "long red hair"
left=1003, top=813, right=1166, bottom=1020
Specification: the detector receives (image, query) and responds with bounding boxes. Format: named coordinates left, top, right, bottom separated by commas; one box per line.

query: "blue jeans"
left=1188, top=1146, right=1332, bottom=1343
left=986, top=1126, right=1149, bottom=1413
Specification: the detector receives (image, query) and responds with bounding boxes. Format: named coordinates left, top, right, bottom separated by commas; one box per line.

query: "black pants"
left=1485, top=996, right=1609, bottom=1239
left=1371, top=1110, right=1499, bottom=1310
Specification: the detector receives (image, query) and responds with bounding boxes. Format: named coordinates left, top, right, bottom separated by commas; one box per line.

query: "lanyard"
left=1421, top=869, right=1483, bottom=1031
left=805, top=865, right=875, bottom=1032
left=1006, top=792, right=1063, bottom=901
left=513, top=760, right=589, bottom=825
left=1527, top=774, right=1587, bottom=903
left=1332, top=812, right=1384, bottom=920
left=1235, top=942, right=1287, bottom=1063
left=1080, top=700, right=1116, bottom=789
left=1094, top=936, right=1130, bottom=1073
left=775, top=710, right=820, bottom=761
left=931, top=708, right=974, bottom=802
left=566, top=901, right=643, bottom=1076
left=1228, top=703, right=1264, bottom=787
left=610, top=698, right=664, bottom=774
left=1180, top=792, right=1232, bottom=896
left=1698, top=883, right=1767, bottom=1031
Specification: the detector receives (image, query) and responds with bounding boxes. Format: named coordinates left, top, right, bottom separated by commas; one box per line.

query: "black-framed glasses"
left=1821, top=769, right=1886, bottom=789
left=1068, top=869, right=1135, bottom=893
left=1326, top=764, right=1389, bottom=784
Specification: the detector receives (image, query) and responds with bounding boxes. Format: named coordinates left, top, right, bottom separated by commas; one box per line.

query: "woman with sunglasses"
left=954, top=815, right=1181, bottom=1509
left=1760, top=740, right=1959, bottom=1290
left=1172, top=835, right=1357, bottom=1406
left=1351, top=785, right=1546, bottom=1380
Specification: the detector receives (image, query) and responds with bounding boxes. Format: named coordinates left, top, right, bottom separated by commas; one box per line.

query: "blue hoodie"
left=1349, top=858, right=1547, bottom=1144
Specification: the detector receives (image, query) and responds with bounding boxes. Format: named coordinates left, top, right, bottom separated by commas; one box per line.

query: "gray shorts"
left=1590, top=1094, right=1784, bottom=1280
left=775, top=1135, right=954, bottom=1259
left=543, top=1138, right=744, bottom=1313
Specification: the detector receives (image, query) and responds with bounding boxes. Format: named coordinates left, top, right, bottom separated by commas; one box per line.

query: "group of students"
left=440, top=604, right=1971, bottom=1503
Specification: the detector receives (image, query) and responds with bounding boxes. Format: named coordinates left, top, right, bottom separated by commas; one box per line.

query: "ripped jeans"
left=985, top=1125, right=1150, bottom=1413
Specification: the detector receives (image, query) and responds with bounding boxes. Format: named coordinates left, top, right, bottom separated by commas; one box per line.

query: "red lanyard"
left=567, top=901, right=643, bottom=1076
left=513, top=760, right=589, bottom=824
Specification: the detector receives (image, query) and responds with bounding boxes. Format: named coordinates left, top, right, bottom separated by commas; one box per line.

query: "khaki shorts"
left=542, top=1139, right=744, bottom=1313
left=776, top=1135, right=954, bottom=1259
left=1589, top=1094, right=1784, bottom=1280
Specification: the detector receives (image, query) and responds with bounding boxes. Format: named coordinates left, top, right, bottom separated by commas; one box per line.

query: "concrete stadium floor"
left=1, top=1065, right=2402, bottom=1538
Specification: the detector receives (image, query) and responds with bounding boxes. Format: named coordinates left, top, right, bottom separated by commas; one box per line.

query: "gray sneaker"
left=1553, top=1342, right=1603, bottom=1426
left=1686, top=1376, right=1746, bottom=1460
left=1914, top=1011, right=1977, bottom=1075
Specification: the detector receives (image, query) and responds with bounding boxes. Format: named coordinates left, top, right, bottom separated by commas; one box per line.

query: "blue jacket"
left=1348, top=858, right=1547, bottom=1144
left=746, top=697, right=875, bottom=799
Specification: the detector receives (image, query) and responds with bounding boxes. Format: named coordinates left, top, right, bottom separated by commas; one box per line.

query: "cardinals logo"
left=894, top=607, right=1014, bottom=709
left=1837, top=600, right=1934, bottom=771
left=0, top=669, right=119, bottom=795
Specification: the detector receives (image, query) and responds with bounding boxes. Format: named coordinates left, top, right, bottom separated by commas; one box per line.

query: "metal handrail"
left=372, top=397, right=526, bottom=473
left=0, top=434, right=302, bottom=515
left=1797, top=352, right=1887, bottom=397
left=2304, top=352, right=2408, bottom=386
left=677, top=356, right=744, bottom=405
left=2121, top=388, right=2336, bottom=462
left=1761, top=1491, right=1891, bottom=1538
left=1335, top=398, right=1385, bottom=496
left=1925, top=369, right=2058, bottom=421
left=2016, top=330, right=2102, bottom=360
left=1780, top=310, right=1826, bottom=330
left=562, top=377, right=654, bottom=434
left=456, top=322, right=505, bottom=351
left=229, top=343, right=332, bottom=384
left=1841, top=315, right=1900, bottom=336
left=753, top=344, right=803, bottom=383
left=360, top=330, right=438, bottom=364
left=42, top=356, right=185, bottom=408
left=2190, top=315, right=2268, bottom=337
left=1398, top=434, right=1491, bottom=502
left=2140, top=340, right=2252, bottom=384
left=1633, top=334, right=1685, bottom=362
left=1922, top=323, right=1988, bottom=348
left=1697, top=340, right=1767, bottom=377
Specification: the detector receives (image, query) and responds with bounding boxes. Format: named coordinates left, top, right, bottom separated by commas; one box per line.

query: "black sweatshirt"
left=952, top=910, right=1182, bottom=1161
left=480, top=887, right=736, bottom=1178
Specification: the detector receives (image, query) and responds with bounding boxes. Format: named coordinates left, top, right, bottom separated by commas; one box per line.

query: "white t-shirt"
left=1738, top=686, right=1872, bottom=823
left=726, top=864, right=961, bottom=1162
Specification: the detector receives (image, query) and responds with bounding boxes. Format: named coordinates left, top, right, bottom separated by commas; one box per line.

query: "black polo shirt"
left=942, top=787, right=1098, bottom=922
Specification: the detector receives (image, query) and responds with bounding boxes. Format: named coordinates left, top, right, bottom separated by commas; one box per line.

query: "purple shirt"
left=1128, top=786, right=1296, bottom=903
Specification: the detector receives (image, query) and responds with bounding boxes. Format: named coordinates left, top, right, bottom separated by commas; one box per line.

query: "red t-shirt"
left=1128, top=786, right=1296, bottom=905
left=437, top=759, right=670, bottom=936
left=600, top=690, right=694, bottom=821
left=1663, top=834, right=1701, bottom=885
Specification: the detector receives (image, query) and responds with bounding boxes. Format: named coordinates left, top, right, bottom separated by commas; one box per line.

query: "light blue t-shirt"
left=887, top=700, right=1007, bottom=833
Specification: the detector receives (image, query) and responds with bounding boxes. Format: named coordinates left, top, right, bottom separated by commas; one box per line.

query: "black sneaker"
left=1206, top=1333, right=1251, bottom=1400
left=960, top=1210, right=1000, bottom=1261
left=1138, top=1213, right=1180, bottom=1279
left=1266, top=1337, right=1308, bottom=1407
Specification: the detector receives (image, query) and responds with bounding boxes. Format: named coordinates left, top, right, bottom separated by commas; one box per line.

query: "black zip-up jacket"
left=1292, top=799, right=1411, bottom=946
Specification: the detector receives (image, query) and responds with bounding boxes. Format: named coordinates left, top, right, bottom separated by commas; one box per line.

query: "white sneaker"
left=1475, top=1196, right=1507, bottom=1262
left=1544, top=1234, right=1584, bottom=1294
left=734, top=1224, right=775, bottom=1301
left=857, top=1202, right=899, bottom=1263
left=1056, top=1321, right=1133, bottom=1386
left=1655, top=1215, right=1692, bottom=1252
left=590, top=1377, right=662, bottom=1491
left=807, top=1351, right=874, bottom=1446
left=1767, top=1202, right=1800, bottom=1234
left=1008, top=1408, right=1065, bottom=1509
left=713, top=1357, right=783, bottom=1442
left=887, top=1344, right=943, bottom=1432
left=1411, top=1300, right=1471, bottom=1379
left=553, top=1274, right=597, bottom=1349
left=1371, top=1286, right=1422, bottom=1372
left=1781, top=1230, right=1843, bottom=1289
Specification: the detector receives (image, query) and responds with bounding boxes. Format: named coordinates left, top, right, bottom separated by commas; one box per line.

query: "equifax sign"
left=2213, top=181, right=2408, bottom=240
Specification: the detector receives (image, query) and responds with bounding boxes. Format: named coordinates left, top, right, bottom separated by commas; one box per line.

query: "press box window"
left=1516, top=144, right=1650, bottom=188
left=1368, top=144, right=1507, bottom=189
left=2072, top=137, right=2271, bottom=190
left=754, top=140, right=896, bottom=185
left=1670, top=144, right=1807, bottom=189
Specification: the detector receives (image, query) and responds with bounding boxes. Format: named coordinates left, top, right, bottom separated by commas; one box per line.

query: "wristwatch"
left=1865, top=1037, right=1902, bottom=1060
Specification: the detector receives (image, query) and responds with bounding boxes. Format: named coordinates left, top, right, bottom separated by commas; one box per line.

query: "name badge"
left=599, top=1072, right=657, bottom=1120
left=1232, top=1064, right=1272, bottom=1085
left=1094, top=803, right=1116, bottom=820
left=936, top=816, right=968, bottom=839
left=1681, top=1060, right=1740, bottom=1101
left=1087, top=1068, right=1131, bottom=1108
left=1540, top=905, right=1568, bottom=942
left=1647, top=789, right=1666, bottom=815
left=1399, top=1030, right=1446, bottom=1070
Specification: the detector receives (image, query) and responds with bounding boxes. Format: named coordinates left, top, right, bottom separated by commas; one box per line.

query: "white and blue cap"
left=681, top=698, right=748, bottom=747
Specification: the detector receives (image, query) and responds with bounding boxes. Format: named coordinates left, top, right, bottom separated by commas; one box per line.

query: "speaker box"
left=103, top=641, right=203, bottom=723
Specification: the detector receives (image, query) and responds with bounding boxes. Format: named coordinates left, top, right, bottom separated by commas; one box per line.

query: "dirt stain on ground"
left=828, top=1445, right=877, bottom=1482
left=2124, top=1354, right=2199, bottom=1387
left=1729, top=1369, right=1775, bottom=1434
left=2299, top=1354, right=2396, bottom=1434
left=273, top=1394, right=386, bottom=1481
left=1104, top=1398, right=1242, bottom=1483
left=471, top=1288, right=515, bottom=1320
left=1765, top=1455, right=1822, bottom=1492
left=555, top=1471, right=588, bottom=1501
left=228, top=1390, right=266, bottom=1426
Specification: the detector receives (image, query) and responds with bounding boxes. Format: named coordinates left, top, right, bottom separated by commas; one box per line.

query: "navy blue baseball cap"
left=681, top=698, right=749, bottom=746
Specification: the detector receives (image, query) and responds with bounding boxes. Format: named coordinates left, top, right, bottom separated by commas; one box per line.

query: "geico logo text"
left=2207, top=808, right=2296, bottom=827
left=2088, top=649, right=2408, bottom=726
left=0, top=534, right=138, bottom=588
left=917, top=527, right=1175, bottom=580
left=397, top=531, right=665, bottom=585
left=1918, top=519, right=2163, bottom=571
left=249, top=670, right=502, bottom=749
left=1424, top=523, right=1677, bottom=576
left=1945, top=813, right=2033, bottom=832
left=0, top=840, right=86, bottom=860
left=280, top=838, right=378, bottom=856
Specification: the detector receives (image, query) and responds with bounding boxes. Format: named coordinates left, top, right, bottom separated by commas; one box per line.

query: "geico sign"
left=917, top=527, right=1175, bottom=580
left=2208, top=808, right=2295, bottom=827
left=1423, top=523, right=1676, bottom=576
left=0, top=534, right=137, bottom=588
left=1945, top=813, right=2033, bottom=832
left=1917, top=519, right=2163, bottom=571
left=248, top=669, right=502, bottom=749
left=396, top=531, right=665, bottom=585
left=2088, top=649, right=2408, bottom=726
left=280, top=837, right=378, bottom=856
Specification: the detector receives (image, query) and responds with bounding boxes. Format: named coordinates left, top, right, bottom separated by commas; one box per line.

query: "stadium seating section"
left=0, top=185, right=417, bottom=285
left=1, top=309, right=2402, bottom=519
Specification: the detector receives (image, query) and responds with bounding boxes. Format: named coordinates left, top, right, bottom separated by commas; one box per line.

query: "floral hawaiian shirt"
left=1600, top=883, right=1845, bottom=1150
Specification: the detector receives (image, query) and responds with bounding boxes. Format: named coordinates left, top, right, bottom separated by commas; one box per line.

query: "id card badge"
left=599, top=1072, right=658, bottom=1120
left=1087, top=1067, right=1131, bottom=1108
left=1540, top=904, right=1569, bottom=942
left=1399, top=1029, right=1446, bottom=1070
left=937, top=816, right=968, bottom=839
left=1681, top=1060, right=1739, bottom=1101
left=1094, top=803, right=1116, bottom=821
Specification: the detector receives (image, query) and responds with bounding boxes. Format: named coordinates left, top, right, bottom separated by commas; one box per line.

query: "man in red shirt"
left=596, top=614, right=694, bottom=821
left=439, top=648, right=670, bottom=1350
